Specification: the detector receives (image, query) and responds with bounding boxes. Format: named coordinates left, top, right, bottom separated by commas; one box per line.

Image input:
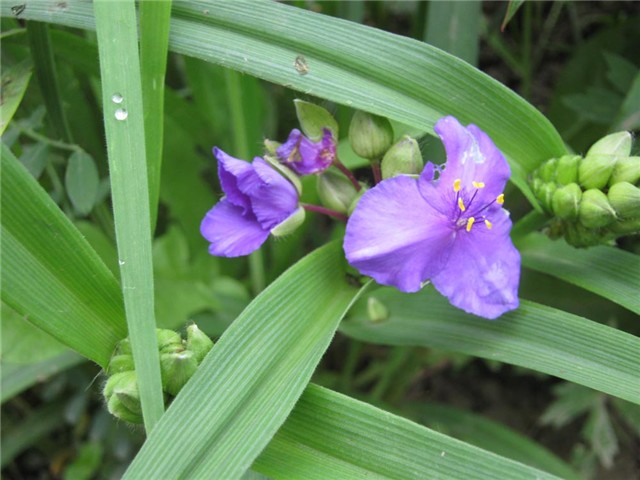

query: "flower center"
left=452, top=178, right=504, bottom=232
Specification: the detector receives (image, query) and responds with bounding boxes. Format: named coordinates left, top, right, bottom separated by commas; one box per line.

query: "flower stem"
left=302, top=203, right=349, bottom=222
left=333, top=158, right=361, bottom=191
left=372, top=160, right=382, bottom=184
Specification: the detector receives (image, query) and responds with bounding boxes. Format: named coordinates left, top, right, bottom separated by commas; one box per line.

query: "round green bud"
left=348, top=111, right=394, bottom=160
left=104, top=371, right=143, bottom=424
left=186, top=324, right=214, bottom=364
left=317, top=169, right=359, bottom=214
left=563, top=222, right=607, bottom=248
left=536, top=182, right=557, bottom=213
left=551, top=183, right=582, bottom=220
left=115, top=338, right=132, bottom=356
left=587, top=131, right=632, bottom=157
left=578, top=154, right=617, bottom=190
left=156, top=328, right=184, bottom=354
left=555, top=155, right=581, bottom=185
left=270, top=206, right=305, bottom=237
left=294, top=99, right=339, bottom=141
left=609, top=156, right=640, bottom=186
left=380, top=136, right=423, bottom=179
left=608, top=182, right=640, bottom=219
left=578, top=189, right=617, bottom=229
left=106, top=354, right=135, bottom=375
left=538, top=158, right=558, bottom=183
left=367, top=296, right=389, bottom=323
left=160, top=350, right=199, bottom=397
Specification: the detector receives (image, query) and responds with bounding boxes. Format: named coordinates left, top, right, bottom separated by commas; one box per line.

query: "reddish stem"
left=333, top=158, right=362, bottom=192
left=372, top=161, right=382, bottom=185
left=302, top=203, right=349, bottom=222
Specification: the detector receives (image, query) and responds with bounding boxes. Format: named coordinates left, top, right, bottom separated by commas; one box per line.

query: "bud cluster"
left=530, top=132, right=640, bottom=247
left=103, top=325, right=214, bottom=424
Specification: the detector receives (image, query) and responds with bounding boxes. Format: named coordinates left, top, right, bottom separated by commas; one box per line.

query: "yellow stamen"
left=472, top=181, right=485, bottom=189
left=484, top=219, right=493, bottom=230
left=496, top=193, right=504, bottom=205
left=453, top=178, right=461, bottom=192
left=466, top=217, right=475, bottom=232
left=458, top=197, right=466, bottom=212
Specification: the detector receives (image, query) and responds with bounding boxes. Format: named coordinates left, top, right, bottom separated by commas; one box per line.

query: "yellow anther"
left=453, top=178, right=461, bottom=192
left=472, top=181, right=485, bottom=189
left=484, top=219, right=493, bottom=230
left=496, top=193, right=505, bottom=204
left=458, top=197, right=466, bottom=212
left=466, top=217, right=475, bottom=232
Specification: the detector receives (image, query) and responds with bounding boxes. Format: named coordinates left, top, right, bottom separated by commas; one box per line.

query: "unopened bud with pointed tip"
left=270, top=207, right=305, bottom=237
left=381, top=136, right=423, bottom=179
left=317, top=169, right=359, bottom=214
left=104, top=371, right=143, bottom=424
left=608, top=182, right=640, bottom=219
left=609, top=156, right=640, bottom=186
left=348, top=111, right=393, bottom=160
left=160, top=350, right=199, bottom=396
left=555, top=155, right=581, bottom=185
left=107, top=354, right=135, bottom=375
left=539, top=158, right=558, bottom=183
left=551, top=183, right=582, bottom=220
left=578, top=154, right=617, bottom=190
left=294, top=99, right=338, bottom=141
left=578, top=189, right=617, bottom=228
left=587, top=131, right=632, bottom=157
left=156, top=328, right=184, bottom=354
left=186, top=324, right=214, bottom=364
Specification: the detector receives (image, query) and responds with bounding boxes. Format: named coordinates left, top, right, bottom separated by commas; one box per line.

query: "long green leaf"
left=93, top=0, right=163, bottom=432
left=0, top=60, right=32, bottom=135
left=518, top=233, right=640, bottom=315
left=1, top=0, right=566, bottom=197
left=124, top=243, right=364, bottom=479
left=253, top=385, right=559, bottom=480
left=0, top=144, right=126, bottom=366
left=425, top=0, right=481, bottom=66
left=340, top=287, right=640, bottom=405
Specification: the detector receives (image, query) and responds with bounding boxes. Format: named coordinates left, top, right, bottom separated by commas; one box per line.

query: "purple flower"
left=343, top=116, right=520, bottom=319
left=276, top=128, right=336, bottom=175
left=201, top=148, right=301, bottom=257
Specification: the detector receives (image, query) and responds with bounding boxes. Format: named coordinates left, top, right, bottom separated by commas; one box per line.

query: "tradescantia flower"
left=201, top=148, right=304, bottom=257
left=276, top=128, right=336, bottom=175
left=344, top=116, right=520, bottom=319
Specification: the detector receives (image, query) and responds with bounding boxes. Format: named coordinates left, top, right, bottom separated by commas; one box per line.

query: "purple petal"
left=200, top=200, right=269, bottom=257
left=344, top=176, right=454, bottom=292
left=276, top=129, right=303, bottom=163
left=249, top=158, right=299, bottom=229
left=431, top=209, right=520, bottom=319
left=214, top=147, right=254, bottom=213
left=276, top=129, right=334, bottom=175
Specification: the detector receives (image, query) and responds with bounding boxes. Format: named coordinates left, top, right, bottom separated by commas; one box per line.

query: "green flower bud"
left=608, top=182, right=640, bottom=219
left=578, top=189, right=617, bottom=229
left=115, top=338, right=132, bottom=355
left=160, top=350, right=199, bottom=396
left=156, top=328, right=184, bottom=354
left=106, top=354, right=135, bottom=375
left=380, top=136, right=423, bottom=179
left=609, top=156, right=640, bottom=186
left=264, top=155, right=303, bottom=195
left=587, top=131, right=632, bottom=157
left=538, top=158, right=558, bottom=183
left=348, top=111, right=394, bottom=160
left=186, top=324, right=214, bottom=364
left=270, top=206, right=305, bottom=237
left=609, top=217, right=640, bottom=235
left=263, top=139, right=281, bottom=156
left=578, top=154, right=617, bottom=190
left=367, top=296, right=389, bottom=323
left=536, top=182, right=557, bottom=213
left=317, top=169, right=359, bottom=214
left=555, top=155, right=581, bottom=185
left=294, top=99, right=339, bottom=141
left=563, top=222, right=607, bottom=248
left=104, top=371, right=143, bottom=424
left=551, top=183, right=582, bottom=220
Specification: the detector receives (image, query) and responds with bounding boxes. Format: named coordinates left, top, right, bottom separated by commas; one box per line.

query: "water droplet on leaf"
left=114, top=108, right=128, bottom=121
left=111, top=93, right=124, bottom=104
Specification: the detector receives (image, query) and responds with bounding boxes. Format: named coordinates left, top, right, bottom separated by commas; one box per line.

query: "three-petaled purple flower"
left=344, top=116, right=520, bottom=319
left=200, top=148, right=301, bottom=257
left=276, top=128, right=336, bottom=175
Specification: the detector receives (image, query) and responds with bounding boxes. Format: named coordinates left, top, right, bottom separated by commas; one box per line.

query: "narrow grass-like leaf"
left=93, top=0, right=163, bottom=432
left=0, top=144, right=126, bottom=366
left=124, top=243, right=364, bottom=479
left=340, top=287, right=640, bottom=405
left=253, top=385, right=559, bottom=480
left=139, top=0, right=172, bottom=230
left=518, top=233, right=640, bottom=315
left=3, top=0, right=567, bottom=199
left=613, top=70, right=640, bottom=131
left=409, top=402, right=580, bottom=479
left=501, top=0, right=526, bottom=32
left=0, top=59, right=32, bottom=134
left=425, top=1, right=481, bottom=66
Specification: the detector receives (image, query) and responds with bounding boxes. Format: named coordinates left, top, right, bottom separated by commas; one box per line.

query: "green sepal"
left=186, top=324, right=214, bottom=364
left=551, top=183, right=582, bottom=220
left=294, top=99, right=339, bottom=141
left=317, top=169, right=359, bottom=214
left=348, top=110, right=394, bottom=160
left=608, top=182, right=640, bottom=219
left=270, top=207, right=305, bottom=237
left=160, top=350, right=199, bottom=397
left=578, top=189, right=617, bottom=229
left=380, top=136, right=423, bottom=179
left=107, top=393, right=144, bottom=424
left=104, top=371, right=144, bottom=424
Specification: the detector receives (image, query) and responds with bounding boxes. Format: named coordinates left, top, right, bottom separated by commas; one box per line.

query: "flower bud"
left=348, top=111, right=393, bottom=160
left=294, top=99, right=338, bottom=142
left=263, top=139, right=281, bottom=156
left=587, top=131, right=632, bottom=157
left=106, top=354, right=135, bottom=375
left=578, top=154, right=616, bottom=190
left=380, top=136, right=423, bottom=179
left=317, top=169, right=359, bottom=214
left=555, top=155, right=581, bottom=185
left=536, top=182, right=557, bottom=213
left=186, top=324, right=214, bottom=364
left=563, top=222, right=607, bottom=248
left=367, top=296, right=389, bottom=323
left=538, top=158, right=558, bottom=183
left=609, top=217, right=640, bottom=235
left=551, top=183, right=582, bottom=220
left=156, top=328, right=184, bottom=354
left=270, top=206, right=305, bottom=237
left=578, top=189, right=617, bottom=229
left=160, top=350, right=199, bottom=396
left=609, top=156, right=640, bottom=186
left=115, top=338, right=132, bottom=355
left=264, top=155, right=303, bottom=195
left=608, top=182, right=640, bottom=219
left=104, top=371, right=143, bottom=424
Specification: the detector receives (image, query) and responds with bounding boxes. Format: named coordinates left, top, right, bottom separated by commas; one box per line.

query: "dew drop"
left=118, top=259, right=125, bottom=266
left=114, top=108, right=128, bottom=121
left=111, top=93, right=124, bottom=104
